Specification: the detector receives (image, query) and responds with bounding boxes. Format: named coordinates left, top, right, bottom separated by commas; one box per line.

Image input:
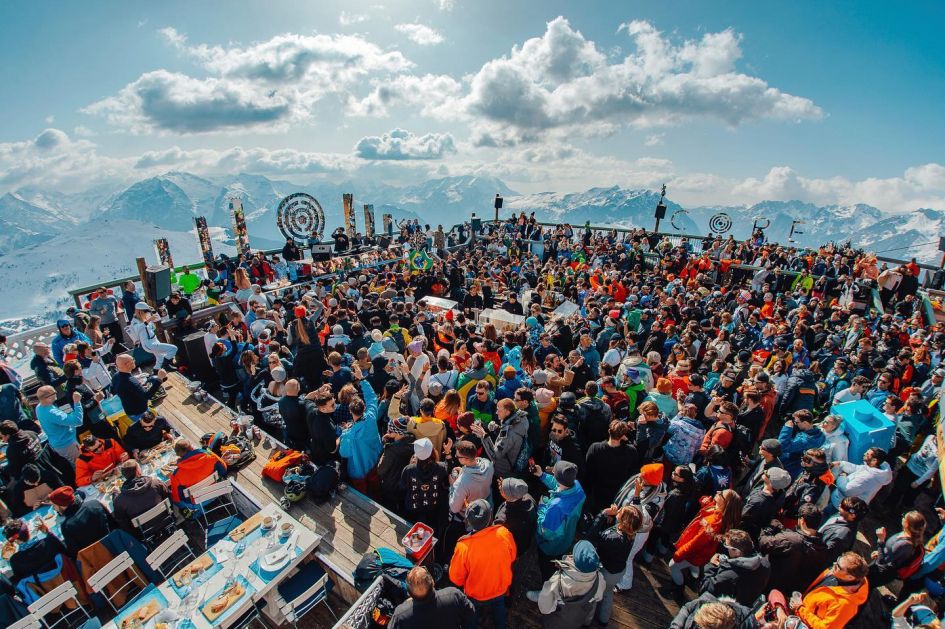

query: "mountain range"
left=0, top=171, right=941, bottom=331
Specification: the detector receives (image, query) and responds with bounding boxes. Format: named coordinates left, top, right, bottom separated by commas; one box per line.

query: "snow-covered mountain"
left=1, top=171, right=941, bottom=332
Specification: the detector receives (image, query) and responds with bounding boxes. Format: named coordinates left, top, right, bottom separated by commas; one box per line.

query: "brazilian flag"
left=409, top=249, right=433, bottom=271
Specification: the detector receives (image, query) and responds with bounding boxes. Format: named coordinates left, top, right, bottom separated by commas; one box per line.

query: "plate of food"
left=201, top=576, right=254, bottom=623
left=115, top=588, right=168, bottom=629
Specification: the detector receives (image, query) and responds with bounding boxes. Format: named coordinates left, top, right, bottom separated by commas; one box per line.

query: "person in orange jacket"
left=75, top=435, right=128, bottom=487
left=169, top=437, right=228, bottom=507
left=448, top=499, right=517, bottom=629
left=765, top=551, right=869, bottom=629
left=667, top=489, right=743, bottom=592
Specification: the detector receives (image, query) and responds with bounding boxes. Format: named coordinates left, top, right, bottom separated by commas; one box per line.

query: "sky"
left=1, top=0, right=944, bottom=212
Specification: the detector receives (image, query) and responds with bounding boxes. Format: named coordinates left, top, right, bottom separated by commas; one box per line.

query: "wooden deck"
left=153, top=374, right=412, bottom=606
left=154, top=373, right=682, bottom=627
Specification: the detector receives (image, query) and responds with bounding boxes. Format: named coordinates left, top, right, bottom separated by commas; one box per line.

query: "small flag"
left=409, top=249, right=433, bottom=271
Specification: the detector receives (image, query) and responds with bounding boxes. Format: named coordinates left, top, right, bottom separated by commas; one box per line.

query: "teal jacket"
left=339, top=380, right=383, bottom=480
left=536, top=472, right=586, bottom=556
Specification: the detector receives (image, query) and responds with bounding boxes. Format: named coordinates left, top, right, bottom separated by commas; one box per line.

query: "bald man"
left=35, top=385, right=84, bottom=464
left=110, top=354, right=167, bottom=420
left=278, top=379, right=309, bottom=450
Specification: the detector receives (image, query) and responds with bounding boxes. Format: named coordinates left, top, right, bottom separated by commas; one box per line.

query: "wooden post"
left=136, top=257, right=154, bottom=308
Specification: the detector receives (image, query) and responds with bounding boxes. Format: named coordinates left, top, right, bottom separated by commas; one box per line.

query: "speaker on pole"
left=144, top=265, right=171, bottom=303
left=310, top=243, right=332, bottom=261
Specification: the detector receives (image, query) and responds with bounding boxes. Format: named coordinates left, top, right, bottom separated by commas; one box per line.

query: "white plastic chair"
left=277, top=567, right=337, bottom=627
left=130, top=497, right=175, bottom=548
left=8, top=615, right=41, bottom=629
left=145, top=529, right=197, bottom=580
left=181, top=471, right=220, bottom=500
left=27, top=582, right=92, bottom=629
left=86, top=550, right=148, bottom=614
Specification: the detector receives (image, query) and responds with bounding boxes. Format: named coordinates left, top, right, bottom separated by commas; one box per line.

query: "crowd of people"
left=2, top=213, right=945, bottom=629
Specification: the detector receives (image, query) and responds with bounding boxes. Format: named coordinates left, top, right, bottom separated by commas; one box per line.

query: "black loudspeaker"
left=932, top=270, right=945, bottom=291
left=311, top=243, right=332, bottom=261
left=494, top=194, right=503, bottom=210
left=471, top=217, right=482, bottom=233
left=182, top=331, right=216, bottom=384
left=145, top=265, right=171, bottom=303
left=654, top=203, right=667, bottom=220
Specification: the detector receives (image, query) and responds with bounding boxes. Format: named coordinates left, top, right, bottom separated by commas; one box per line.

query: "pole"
left=136, top=257, right=153, bottom=308
left=654, top=215, right=661, bottom=233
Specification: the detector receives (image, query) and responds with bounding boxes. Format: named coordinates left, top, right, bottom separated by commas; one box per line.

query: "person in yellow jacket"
left=448, top=499, right=517, bottom=629
left=407, top=398, right=447, bottom=454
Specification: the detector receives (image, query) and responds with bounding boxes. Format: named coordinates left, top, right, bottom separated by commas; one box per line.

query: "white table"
left=103, top=501, right=321, bottom=629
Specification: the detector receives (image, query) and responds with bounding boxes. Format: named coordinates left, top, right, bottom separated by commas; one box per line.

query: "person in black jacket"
left=376, top=418, right=415, bottom=511
left=304, top=388, right=339, bottom=465
left=494, top=478, right=537, bottom=556
left=389, top=566, right=475, bottom=629
left=400, top=438, right=448, bottom=535
left=740, top=467, right=791, bottom=540
left=586, top=505, right=642, bottom=625
left=122, top=411, right=175, bottom=456
left=542, top=415, right=584, bottom=478
left=111, top=354, right=166, bottom=419
left=584, top=420, right=639, bottom=513
left=643, top=465, right=696, bottom=562
left=819, top=496, right=868, bottom=563
left=781, top=448, right=832, bottom=526
left=49, top=485, right=117, bottom=557
left=758, top=503, right=828, bottom=595
left=2, top=518, right=68, bottom=582
left=0, top=421, right=74, bottom=487
left=699, top=529, right=771, bottom=606
left=8, top=464, right=62, bottom=517
left=278, top=379, right=310, bottom=451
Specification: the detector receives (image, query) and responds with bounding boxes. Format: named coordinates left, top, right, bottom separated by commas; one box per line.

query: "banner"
left=383, top=213, right=393, bottom=236
left=409, top=249, right=433, bottom=271
left=343, top=193, right=356, bottom=237
left=363, top=204, right=375, bottom=238
left=194, top=216, right=214, bottom=271
left=230, top=197, right=250, bottom=255
left=154, top=238, right=174, bottom=268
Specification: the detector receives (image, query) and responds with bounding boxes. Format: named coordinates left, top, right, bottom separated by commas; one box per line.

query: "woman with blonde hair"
left=234, top=268, right=253, bottom=304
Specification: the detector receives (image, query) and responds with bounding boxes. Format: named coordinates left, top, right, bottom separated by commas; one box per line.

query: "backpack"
left=204, top=433, right=256, bottom=471
left=353, top=547, right=415, bottom=593
left=384, top=328, right=407, bottom=354
left=305, top=462, right=340, bottom=504
left=262, top=449, right=307, bottom=482
left=729, top=424, right=754, bottom=469
left=512, top=437, right=531, bottom=476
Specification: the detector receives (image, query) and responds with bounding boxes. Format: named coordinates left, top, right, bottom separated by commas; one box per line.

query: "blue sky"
left=1, top=0, right=943, bottom=211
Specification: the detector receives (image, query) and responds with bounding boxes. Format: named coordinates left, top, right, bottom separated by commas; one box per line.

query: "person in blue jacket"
left=495, top=366, right=523, bottom=401
left=339, top=377, right=383, bottom=496
left=51, top=319, right=90, bottom=366
left=528, top=460, right=586, bottom=586
left=778, top=409, right=826, bottom=478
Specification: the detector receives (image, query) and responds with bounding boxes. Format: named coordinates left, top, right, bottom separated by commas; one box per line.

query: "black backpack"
left=305, top=462, right=340, bottom=504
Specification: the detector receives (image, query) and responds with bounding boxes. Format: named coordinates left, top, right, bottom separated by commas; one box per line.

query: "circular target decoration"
left=709, top=212, right=733, bottom=234
left=276, top=193, right=325, bottom=243
left=670, top=209, right=689, bottom=231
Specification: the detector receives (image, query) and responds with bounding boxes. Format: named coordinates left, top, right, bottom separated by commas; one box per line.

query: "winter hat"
left=271, top=366, right=287, bottom=382
left=640, top=463, right=664, bottom=487
left=572, top=540, right=600, bottom=573
left=408, top=339, right=424, bottom=354
left=427, top=381, right=443, bottom=396
left=388, top=416, right=409, bottom=436
left=503, top=365, right=517, bottom=377
left=760, top=439, right=782, bottom=457
left=413, top=438, right=433, bottom=461
left=501, top=478, right=529, bottom=502
left=766, top=467, right=792, bottom=491
left=293, top=306, right=307, bottom=318
left=531, top=370, right=549, bottom=385
left=48, top=486, right=75, bottom=508
left=553, top=461, right=578, bottom=488
left=371, top=329, right=384, bottom=342
left=133, top=303, right=153, bottom=312
left=625, top=368, right=641, bottom=384
left=464, top=499, right=493, bottom=532
left=56, top=318, right=72, bottom=329
left=558, top=392, right=576, bottom=409
left=534, top=388, right=554, bottom=407
left=456, top=412, right=475, bottom=431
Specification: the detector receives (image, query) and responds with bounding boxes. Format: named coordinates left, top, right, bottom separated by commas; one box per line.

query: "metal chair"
left=277, top=563, right=337, bottom=627
left=130, top=497, right=175, bottom=549
left=86, top=550, right=149, bottom=614
left=218, top=594, right=265, bottom=629
left=190, top=480, right=242, bottom=547
left=27, top=582, right=93, bottom=629
left=145, top=529, right=198, bottom=580
left=181, top=472, right=220, bottom=501
left=8, top=615, right=42, bottom=629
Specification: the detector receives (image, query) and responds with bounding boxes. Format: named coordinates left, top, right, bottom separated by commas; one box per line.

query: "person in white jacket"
left=829, top=447, right=893, bottom=511
left=819, top=415, right=850, bottom=464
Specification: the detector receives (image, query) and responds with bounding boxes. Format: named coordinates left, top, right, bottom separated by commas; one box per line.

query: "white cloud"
left=438, top=0, right=455, bottom=11
left=87, top=31, right=413, bottom=134
left=44, top=115, right=55, bottom=124
left=0, top=129, right=125, bottom=191
left=132, top=145, right=356, bottom=175
left=355, top=128, right=457, bottom=160
left=460, top=17, right=822, bottom=145
left=347, top=73, right=463, bottom=118
left=645, top=133, right=664, bottom=146
left=339, top=11, right=368, bottom=26
left=395, top=23, right=444, bottom=46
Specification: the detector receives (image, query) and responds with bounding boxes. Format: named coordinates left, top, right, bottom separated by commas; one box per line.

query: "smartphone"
left=528, top=457, right=535, bottom=468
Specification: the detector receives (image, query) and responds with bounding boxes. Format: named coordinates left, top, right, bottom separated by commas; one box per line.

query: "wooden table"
left=103, top=501, right=321, bottom=629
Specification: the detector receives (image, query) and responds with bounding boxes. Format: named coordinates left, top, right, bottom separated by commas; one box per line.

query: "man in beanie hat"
left=49, top=485, right=117, bottom=556
left=400, top=438, right=448, bottom=532
left=448, top=499, right=517, bottom=628
left=529, top=539, right=605, bottom=628
left=740, top=466, right=792, bottom=539
left=528, top=460, right=586, bottom=583
left=494, top=478, right=537, bottom=556
left=738, top=438, right=784, bottom=495
left=375, top=417, right=415, bottom=512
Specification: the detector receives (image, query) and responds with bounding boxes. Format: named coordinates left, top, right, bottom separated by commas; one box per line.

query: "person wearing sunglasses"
left=788, top=551, right=869, bottom=629
left=75, top=435, right=128, bottom=487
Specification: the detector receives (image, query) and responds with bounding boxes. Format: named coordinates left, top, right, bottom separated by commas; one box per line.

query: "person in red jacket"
left=169, top=437, right=228, bottom=507
left=75, top=436, right=128, bottom=487
left=666, top=489, right=743, bottom=596
left=449, top=499, right=517, bottom=629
